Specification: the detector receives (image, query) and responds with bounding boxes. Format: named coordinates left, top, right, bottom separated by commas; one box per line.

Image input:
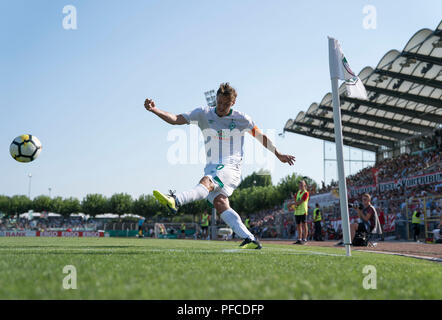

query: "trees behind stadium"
left=0, top=172, right=316, bottom=218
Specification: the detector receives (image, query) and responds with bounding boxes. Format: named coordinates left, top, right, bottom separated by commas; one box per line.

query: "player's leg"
left=350, top=223, right=359, bottom=241
left=316, top=222, right=321, bottom=240
left=214, top=195, right=251, bottom=240
left=414, top=224, right=419, bottom=241
left=313, top=222, right=317, bottom=240
left=205, top=164, right=260, bottom=249
left=214, top=194, right=261, bottom=249
left=153, top=176, right=215, bottom=213
left=294, top=217, right=303, bottom=244
left=337, top=223, right=357, bottom=246
left=302, top=220, right=308, bottom=243
left=175, top=176, right=214, bottom=206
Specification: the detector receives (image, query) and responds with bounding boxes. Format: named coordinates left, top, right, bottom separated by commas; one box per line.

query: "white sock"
left=175, top=184, right=209, bottom=206
left=220, top=208, right=255, bottom=241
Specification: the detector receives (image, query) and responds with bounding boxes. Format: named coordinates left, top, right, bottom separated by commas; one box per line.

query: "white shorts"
left=203, top=163, right=241, bottom=205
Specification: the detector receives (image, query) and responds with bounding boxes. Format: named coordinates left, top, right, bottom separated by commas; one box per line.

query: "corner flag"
left=328, top=37, right=363, bottom=257
left=328, top=37, right=368, bottom=100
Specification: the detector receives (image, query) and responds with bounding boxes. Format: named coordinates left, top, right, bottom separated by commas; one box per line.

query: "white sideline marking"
left=262, top=248, right=346, bottom=257
left=0, top=247, right=346, bottom=257
left=149, top=248, right=345, bottom=257
left=354, top=249, right=442, bottom=263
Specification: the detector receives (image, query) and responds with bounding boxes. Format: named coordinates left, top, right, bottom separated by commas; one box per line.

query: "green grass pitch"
left=0, top=237, right=440, bottom=299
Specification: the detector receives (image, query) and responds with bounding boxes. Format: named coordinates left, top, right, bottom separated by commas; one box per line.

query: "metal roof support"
left=318, top=105, right=434, bottom=133
left=340, top=96, right=442, bottom=123
left=364, top=85, right=442, bottom=109
left=401, top=51, right=442, bottom=67
left=284, top=128, right=378, bottom=152
left=374, top=69, right=442, bottom=90
left=293, top=121, right=395, bottom=148
left=305, top=114, right=411, bottom=140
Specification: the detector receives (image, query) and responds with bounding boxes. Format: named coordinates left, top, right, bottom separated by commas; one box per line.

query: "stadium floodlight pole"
left=328, top=37, right=352, bottom=257
left=204, top=90, right=216, bottom=108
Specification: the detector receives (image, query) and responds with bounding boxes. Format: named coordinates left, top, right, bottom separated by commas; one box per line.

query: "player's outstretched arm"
left=144, top=98, right=187, bottom=125
left=249, top=126, right=295, bottom=166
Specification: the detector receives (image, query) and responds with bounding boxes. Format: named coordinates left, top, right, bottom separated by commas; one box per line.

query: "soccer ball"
left=9, top=134, right=42, bottom=163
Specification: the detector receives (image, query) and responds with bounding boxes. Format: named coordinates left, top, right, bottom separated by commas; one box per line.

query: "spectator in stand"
left=378, top=209, right=385, bottom=241
left=431, top=214, right=441, bottom=243
left=395, top=211, right=405, bottom=240
left=289, top=222, right=296, bottom=240
left=434, top=213, right=442, bottom=243
left=282, top=218, right=289, bottom=239
left=342, top=149, right=440, bottom=189
left=336, top=224, right=343, bottom=241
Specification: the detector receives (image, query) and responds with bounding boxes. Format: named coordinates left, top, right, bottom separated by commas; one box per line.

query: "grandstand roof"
left=284, top=20, right=442, bottom=152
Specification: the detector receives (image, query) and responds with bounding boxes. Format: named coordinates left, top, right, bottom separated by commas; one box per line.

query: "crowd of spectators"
left=0, top=216, right=102, bottom=232
left=319, top=180, right=339, bottom=193
left=315, top=144, right=441, bottom=240
left=345, top=149, right=440, bottom=188
left=248, top=207, right=282, bottom=238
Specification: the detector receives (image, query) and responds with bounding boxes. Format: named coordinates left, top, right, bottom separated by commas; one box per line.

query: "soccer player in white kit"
left=145, top=83, right=295, bottom=249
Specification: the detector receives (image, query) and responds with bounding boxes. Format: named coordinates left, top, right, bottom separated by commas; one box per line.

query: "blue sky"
left=0, top=0, right=440, bottom=200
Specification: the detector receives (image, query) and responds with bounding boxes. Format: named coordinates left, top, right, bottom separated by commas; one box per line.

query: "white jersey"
left=182, top=106, right=256, bottom=166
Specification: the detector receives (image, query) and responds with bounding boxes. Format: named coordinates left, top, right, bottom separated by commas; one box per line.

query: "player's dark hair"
left=217, top=82, right=237, bottom=101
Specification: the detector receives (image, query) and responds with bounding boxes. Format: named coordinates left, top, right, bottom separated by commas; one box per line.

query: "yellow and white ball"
left=10, top=134, right=42, bottom=163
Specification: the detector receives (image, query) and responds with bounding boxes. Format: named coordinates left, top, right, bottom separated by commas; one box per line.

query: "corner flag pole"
left=328, top=37, right=352, bottom=256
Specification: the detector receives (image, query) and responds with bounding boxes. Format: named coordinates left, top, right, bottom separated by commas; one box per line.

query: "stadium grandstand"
left=279, top=20, right=442, bottom=243
left=284, top=20, right=442, bottom=159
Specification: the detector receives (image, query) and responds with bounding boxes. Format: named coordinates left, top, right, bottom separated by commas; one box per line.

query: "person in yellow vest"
left=180, top=222, right=186, bottom=239
left=313, top=203, right=323, bottom=241
left=293, top=180, right=309, bottom=245
left=137, top=217, right=145, bottom=238
left=245, top=217, right=251, bottom=230
left=412, top=209, right=422, bottom=242
left=201, top=212, right=210, bottom=240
